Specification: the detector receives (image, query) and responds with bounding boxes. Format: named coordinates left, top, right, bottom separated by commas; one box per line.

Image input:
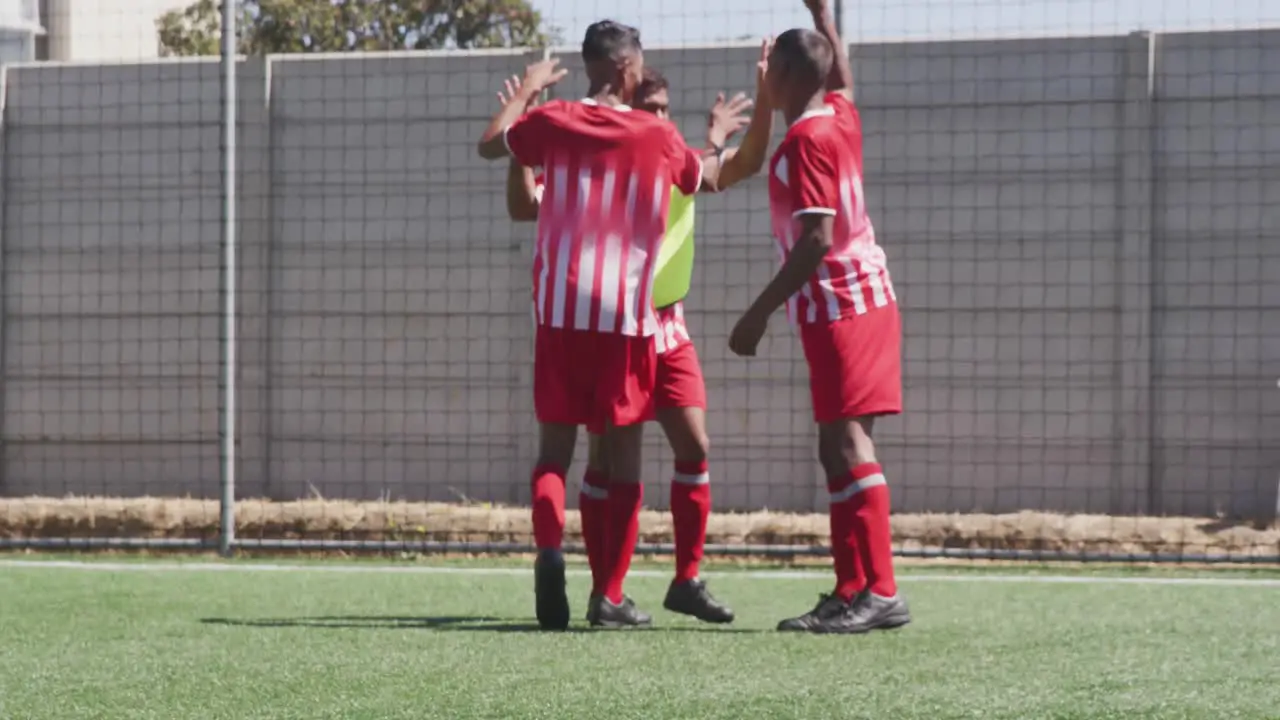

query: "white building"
left=0, top=0, right=44, bottom=64
left=40, top=0, right=192, bottom=61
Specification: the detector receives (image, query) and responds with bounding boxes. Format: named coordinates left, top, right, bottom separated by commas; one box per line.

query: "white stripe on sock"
left=673, top=472, right=710, bottom=486
left=829, top=473, right=886, bottom=504
left=579, top=483, right=608, bottom=500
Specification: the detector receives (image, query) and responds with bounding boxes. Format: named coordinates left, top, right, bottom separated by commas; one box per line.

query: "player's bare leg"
left=532, top=422, right=577, bottom=631
left=579, top=432, right=610, bottom=623
left=590, top=422, right=653, bottom=628
left=658, top=406, right=735, bottom=623
left=779, top=417, right=910, bottom=633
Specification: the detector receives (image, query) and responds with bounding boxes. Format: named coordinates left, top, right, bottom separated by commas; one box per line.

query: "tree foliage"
left=158, top=0, right=555, bottom=57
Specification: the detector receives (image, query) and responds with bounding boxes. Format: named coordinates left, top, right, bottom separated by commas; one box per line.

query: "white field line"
left=2, top=559, right=1279, bottom=587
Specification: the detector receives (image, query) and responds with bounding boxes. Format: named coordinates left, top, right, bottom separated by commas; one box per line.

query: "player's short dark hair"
left=636, top=67, right=669, bottom=102
left=581, top=20, right=642, bottom=63
left=773, top=28, right=834, bottom=93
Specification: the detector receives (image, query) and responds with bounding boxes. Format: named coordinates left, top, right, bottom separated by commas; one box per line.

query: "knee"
left=816, top=435, right=846, bottom=477
left=586, top=458, right=608, bottom=475
left=586, top=434, right=608, bottom=475
left=537, top=424, right=577, bottom=470
left=603, top=425, right=645, bottom=484
left=537, top=448, right=574, bottom=472
left=673, top=430, right=710, bottom=465
left=817, top=422, right=879, bottom=477
left=847, top=426, right=878, bottom=468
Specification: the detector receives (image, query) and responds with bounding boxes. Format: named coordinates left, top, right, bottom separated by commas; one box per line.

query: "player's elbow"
left=807, top=232, right=834, bottom=254
left=740, top=150, right=767, bottom=177
left=705, top=166, right=744, bottom=194
left=477, top=136, right=505, bottom=161
left=797, top=216, right=835, bottom=254
left=507, top=203, right=538, bottom=222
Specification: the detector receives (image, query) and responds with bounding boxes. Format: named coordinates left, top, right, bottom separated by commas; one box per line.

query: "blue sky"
left=532, top=0, right=1279, bottom=46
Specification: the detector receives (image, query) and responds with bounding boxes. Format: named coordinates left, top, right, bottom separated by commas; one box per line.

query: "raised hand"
left=755, top=37, right=774, bottom=108
left=521, top=57, right=569, bottom=96
left=728, top=308, right=768, bottom=358
left=707, top=91, right=754, bottom=146
left=496, top=75, right=539, bottom=113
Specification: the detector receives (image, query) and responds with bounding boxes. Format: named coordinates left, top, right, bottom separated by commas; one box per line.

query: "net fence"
left=0, top=0, right=1277, bottom=561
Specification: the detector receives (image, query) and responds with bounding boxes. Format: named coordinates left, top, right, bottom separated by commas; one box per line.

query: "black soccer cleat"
left=776, top=593, right=850, bottom=632
left=585, top=594, right=602, bottom=625
left=588, top=594, right=652, bottom=629
left=534, top=549, right=570, bottom=631
left=663, top=578, right=735, bottom=624
left=813, top=591, right=912, bottom=635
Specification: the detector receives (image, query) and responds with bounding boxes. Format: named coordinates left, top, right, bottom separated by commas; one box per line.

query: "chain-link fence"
left=0, top=0, right=1277, bottom=561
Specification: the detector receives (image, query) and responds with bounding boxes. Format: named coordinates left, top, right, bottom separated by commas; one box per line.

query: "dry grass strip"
left=2, top=497, right=1277, bottom=557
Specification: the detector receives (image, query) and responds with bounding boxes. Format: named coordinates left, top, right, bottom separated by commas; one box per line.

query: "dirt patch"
left=2, top=497, right=1277, bottom=557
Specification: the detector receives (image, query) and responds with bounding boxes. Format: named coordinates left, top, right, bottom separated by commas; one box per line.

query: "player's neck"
left=585, top=83, right=627, bottom=108
left=783, top=94, right=828, bottom=126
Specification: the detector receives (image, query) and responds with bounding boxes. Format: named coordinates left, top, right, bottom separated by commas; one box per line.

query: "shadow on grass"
left=200, top=615, right=765, bottom=634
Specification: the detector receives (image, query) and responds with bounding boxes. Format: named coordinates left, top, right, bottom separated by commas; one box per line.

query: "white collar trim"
left=581, top=97, right=633, bottom=112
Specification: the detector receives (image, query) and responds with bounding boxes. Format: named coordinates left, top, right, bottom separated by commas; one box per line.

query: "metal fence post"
left=218, top=0, right=240, bottom=558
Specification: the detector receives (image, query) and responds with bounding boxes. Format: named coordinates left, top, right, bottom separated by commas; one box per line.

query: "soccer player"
left=477, top=20, right=750, bottom=630
left=500, top=54, right=774, bottom=626
left=728, top=0, right=912, bottom=633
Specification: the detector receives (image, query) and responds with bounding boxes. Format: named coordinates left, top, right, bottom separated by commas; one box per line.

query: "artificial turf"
left=2, top=557, right=1278, bottom=719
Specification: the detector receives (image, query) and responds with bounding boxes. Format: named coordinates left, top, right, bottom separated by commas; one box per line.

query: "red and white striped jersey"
left=653, top=301, right=691, bottom=355
left=767, top=92, right=895, bottom=324
left=505, top=99, right=703, bottom=336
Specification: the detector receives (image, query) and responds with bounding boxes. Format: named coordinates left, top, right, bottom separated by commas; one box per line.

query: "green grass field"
left=2, top=557, right=1279, bottom=719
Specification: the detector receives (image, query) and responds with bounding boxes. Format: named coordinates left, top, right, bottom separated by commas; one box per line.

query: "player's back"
left=532, top=100, right=676, bottom=240
left=505, top=99, right=703, bottom=336
left=767, top=92, right=893, bottom=323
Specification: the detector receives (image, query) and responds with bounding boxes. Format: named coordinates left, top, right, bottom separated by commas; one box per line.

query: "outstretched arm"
left=805, top=0, right=853, bottom=99
left=493, top=75, right=542, bottom=221
left=711, top=38, right=775, bottom=192
left=477, top=59, right=567, bottom=160
left=699, top=91, right=754, bottom=190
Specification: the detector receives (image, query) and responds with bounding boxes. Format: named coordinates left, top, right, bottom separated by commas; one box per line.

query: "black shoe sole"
left=663, top=600, right=735, bottom=624
left=816, top=612, right=912, bottom=635
left=591, top=617, right=653, bottom=629
left=534, top=552, right=570, bottom=631
left=589, top=597, right=653, bottom=629
left=879, top=614, right=912, bottom=630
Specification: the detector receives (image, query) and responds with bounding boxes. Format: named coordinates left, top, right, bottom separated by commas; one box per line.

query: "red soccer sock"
left=530, top=464, right=566, bottom=550
left=602, top=482, right=643, bottom=604
left=579, top=469, right=610, bottom=596
left=826, top=473, right=866, bottom=602
left=849, top=462, right=897, bottom=598
left=670, top=459, right=711, bottom=583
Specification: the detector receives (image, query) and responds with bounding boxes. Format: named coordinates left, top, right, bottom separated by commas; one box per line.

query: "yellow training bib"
left=651, top=189, right=695, bottom=309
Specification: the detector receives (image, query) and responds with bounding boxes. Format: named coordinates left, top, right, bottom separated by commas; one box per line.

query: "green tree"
left=157, top=0, right=555, bottom=57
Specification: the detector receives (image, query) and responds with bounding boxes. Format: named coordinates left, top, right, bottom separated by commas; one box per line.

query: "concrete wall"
left=1, top=31, right=1276, bottom=519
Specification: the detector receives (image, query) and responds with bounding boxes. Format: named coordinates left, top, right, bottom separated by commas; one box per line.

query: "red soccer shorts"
left=653, top=302, right=707, bottom=411
left=534, top=325, right=656, bottom=430
left=800, top=303, right=903, bottom=424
